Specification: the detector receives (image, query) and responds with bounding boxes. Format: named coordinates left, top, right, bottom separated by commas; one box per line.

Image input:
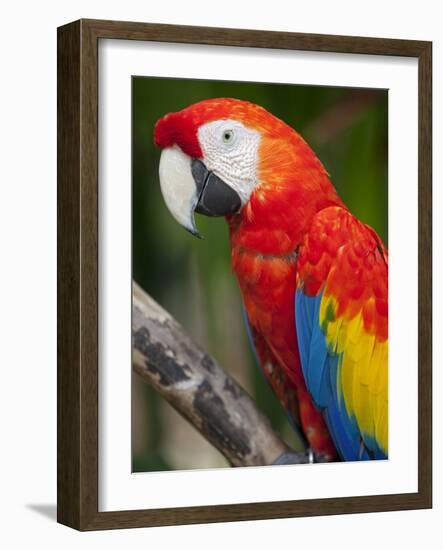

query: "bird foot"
left=272, top=448, right=315, bottom=465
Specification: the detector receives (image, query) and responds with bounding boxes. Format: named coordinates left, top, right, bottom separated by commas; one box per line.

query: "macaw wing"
left=295, top=207, right=388, bottom=460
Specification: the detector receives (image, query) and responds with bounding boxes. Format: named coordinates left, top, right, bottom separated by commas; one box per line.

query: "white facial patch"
left=197, top=119, right=261, bottom=205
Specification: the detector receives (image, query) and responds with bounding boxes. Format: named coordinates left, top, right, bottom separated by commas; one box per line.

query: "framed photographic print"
left=57, top=19, right=432, bottom=530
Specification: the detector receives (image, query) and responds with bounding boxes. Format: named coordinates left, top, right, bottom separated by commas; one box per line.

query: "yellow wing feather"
left=320, top=292, right=388, bottom=455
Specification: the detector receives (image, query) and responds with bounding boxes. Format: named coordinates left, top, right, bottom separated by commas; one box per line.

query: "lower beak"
left=159, top=147, right=241, bottom=237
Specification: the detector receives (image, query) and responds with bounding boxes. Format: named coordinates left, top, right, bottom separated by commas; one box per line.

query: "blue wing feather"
left=295, top=290, right=374, bottom=461
left=296, top=292, right=330, bottom=407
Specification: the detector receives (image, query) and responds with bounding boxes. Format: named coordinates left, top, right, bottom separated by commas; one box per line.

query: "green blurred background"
left=132, top=77, right=388, bottom=472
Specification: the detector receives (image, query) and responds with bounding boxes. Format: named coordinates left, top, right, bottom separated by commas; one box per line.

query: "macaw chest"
left=232, top=247, right=302, bottom=380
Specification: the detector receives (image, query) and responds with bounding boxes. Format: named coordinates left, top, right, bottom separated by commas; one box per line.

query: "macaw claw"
left=272, top=449, right=314, bottom=465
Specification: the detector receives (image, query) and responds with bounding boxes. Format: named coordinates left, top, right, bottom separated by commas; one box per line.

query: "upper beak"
left=159, top=146, right=241, bottom=237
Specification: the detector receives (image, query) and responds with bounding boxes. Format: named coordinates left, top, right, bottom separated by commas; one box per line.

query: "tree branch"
left=132, top=281, right=310, bottom=467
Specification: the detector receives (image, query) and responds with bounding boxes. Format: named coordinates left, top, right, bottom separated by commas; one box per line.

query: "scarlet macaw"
left=154, top=98, right=388, bottom=462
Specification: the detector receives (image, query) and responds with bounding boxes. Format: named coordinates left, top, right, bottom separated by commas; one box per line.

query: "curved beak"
left=159, top=147, right=241, bottom=238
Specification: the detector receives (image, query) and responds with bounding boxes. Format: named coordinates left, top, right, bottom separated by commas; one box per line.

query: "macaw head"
left=154, top=98, right=339, bottom=239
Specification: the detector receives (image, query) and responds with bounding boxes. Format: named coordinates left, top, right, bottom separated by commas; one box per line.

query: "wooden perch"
left=132, top=281, right=310, bottom=467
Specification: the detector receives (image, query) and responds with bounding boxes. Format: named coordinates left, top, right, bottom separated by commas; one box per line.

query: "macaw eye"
left=222, top=129, right=234, bottom=144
